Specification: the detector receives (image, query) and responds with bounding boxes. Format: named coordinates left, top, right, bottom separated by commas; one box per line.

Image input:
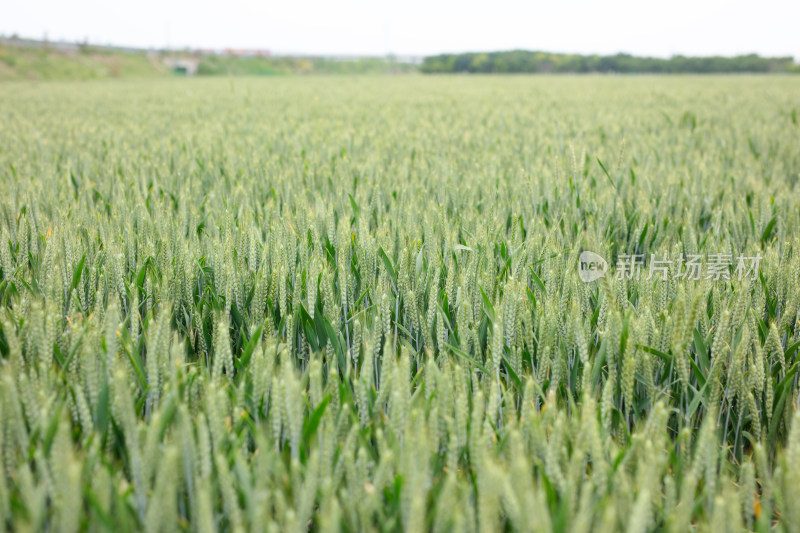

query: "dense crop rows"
left=0, top=76, right=799, bottom=532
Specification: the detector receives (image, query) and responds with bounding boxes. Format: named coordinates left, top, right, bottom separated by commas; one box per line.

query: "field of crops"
left=0, top=75, right=799, bottom=532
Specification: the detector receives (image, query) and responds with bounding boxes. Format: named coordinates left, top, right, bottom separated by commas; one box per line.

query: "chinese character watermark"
left=578, top=251, right=761, bottom=283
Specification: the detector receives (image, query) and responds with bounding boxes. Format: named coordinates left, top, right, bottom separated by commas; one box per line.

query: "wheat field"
left=0, top=76, right=799, bottom=531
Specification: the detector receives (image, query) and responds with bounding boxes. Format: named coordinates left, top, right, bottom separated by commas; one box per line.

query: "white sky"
left=2, top=0, right=799, bottom=59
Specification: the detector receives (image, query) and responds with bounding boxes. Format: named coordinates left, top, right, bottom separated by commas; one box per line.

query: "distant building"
left=163, top=57, right=199, bottom=76
left=220, top=49, right=271, bottom=58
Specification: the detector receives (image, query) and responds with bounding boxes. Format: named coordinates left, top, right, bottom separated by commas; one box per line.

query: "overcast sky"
left=3, top=0, right=799, bottom=59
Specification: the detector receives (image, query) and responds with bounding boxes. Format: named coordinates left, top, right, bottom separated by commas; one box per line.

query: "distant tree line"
left=421, top=51, right=799, bottom=74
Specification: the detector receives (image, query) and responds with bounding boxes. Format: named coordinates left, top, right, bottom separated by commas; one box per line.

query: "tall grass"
left=0, top=76, right=799, bottom=531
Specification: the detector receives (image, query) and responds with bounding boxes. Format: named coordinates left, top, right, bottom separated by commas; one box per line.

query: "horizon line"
left=2, top=34, right=797, bottom=62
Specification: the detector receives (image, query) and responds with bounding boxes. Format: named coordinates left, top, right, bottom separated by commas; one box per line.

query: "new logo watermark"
left=578, top=251, right=609, bottom=282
